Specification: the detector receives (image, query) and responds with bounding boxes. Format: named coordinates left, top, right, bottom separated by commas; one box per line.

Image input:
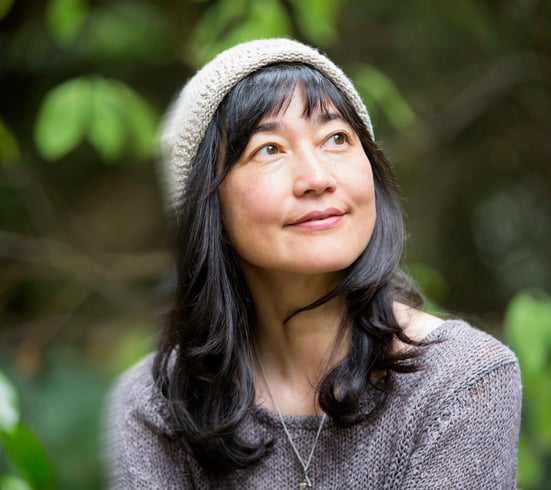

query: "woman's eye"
left=255, top=144, right=279, bottom=157
left=326, top=132, right=348, bottom=147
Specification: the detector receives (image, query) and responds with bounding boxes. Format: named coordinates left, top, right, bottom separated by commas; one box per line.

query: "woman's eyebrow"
left=314, top=112, right=344, bottom=125
left=251, top=121, right=280, bottom=135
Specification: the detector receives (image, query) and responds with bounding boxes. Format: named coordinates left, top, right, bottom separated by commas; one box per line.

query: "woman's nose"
left=292, top=150, right=337, bottom=196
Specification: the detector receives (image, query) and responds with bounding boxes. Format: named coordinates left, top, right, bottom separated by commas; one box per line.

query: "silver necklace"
left=257, top=359, right=327, bottom=489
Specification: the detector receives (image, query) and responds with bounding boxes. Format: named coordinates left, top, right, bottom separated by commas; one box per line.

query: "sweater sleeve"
left=400, top=359, right=522, bottom=490
left=104, top=355, right=193, bottom=490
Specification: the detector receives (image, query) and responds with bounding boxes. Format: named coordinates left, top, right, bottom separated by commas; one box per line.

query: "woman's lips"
left=288, top=208, right=345, bottom=230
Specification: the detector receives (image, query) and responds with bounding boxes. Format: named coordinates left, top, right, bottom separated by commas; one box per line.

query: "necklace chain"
left=257, top=358, right=326, bottom=488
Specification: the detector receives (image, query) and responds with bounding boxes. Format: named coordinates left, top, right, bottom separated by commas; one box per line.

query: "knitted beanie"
left=160, top=38, right=374, bottom=214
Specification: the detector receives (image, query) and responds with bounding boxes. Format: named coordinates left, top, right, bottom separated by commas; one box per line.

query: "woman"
left=107, top=38, right=521, bottom=489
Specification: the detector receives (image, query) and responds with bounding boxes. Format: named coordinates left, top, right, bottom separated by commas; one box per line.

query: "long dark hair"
left=153, top=63, right=424, bottom=473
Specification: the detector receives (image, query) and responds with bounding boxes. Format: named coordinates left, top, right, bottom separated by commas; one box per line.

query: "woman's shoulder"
left=410, top=317, right=521, bottom=399
left=392, top=302, right=520, bottom=398
left=105, top=354, right=193, bottom=486
left=395, top=302, right=518, bottom=372
left=106, top=352, right=170, bottom=435
left=387, top=315, right=522, bottom=444
left=389, top=318, right=521, bottom=488
left=425, top=318, right=518, bottom=369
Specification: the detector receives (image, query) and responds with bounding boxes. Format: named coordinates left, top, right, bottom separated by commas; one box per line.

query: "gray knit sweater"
left=106, top=320, right=522, bottom=489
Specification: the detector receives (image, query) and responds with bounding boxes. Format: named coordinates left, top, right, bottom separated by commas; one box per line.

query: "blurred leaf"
left=116, top=82, right=158, bottom=160
left=0, top=0, right=14, bottom=21
left=78, top=2, right=171, bottom=62
left=192, top=0, right=247, bottom=50
left=222, top=0, right=291, bottom=51
left=35, top=76, right=157, bottom=163
left=353, top=64, right=417, bottom=131
left=531, top=374, right=551, bottom=445
left=291, top=0, right=338, bottom=46
left=246, top=1, right=290, bottom=37
left=0, top=371, right=19, bottom=433
left=191, top=0, right=291, bottom=66
left=34, top=78, right=92, bottom=161
left=0, top=118, right=20, bottom=166
left=504, top=292, right=551, bottom=376
left=5, top=346, right=111, bottom=490
left=47, top=0, right=89, bottom=45
left=0, top=475, right=32, bottom=490
left=506, top=292, right=551, bottom=488
left=88, top=78, right=157, bottom=162
left=516, top=431, right=542, bottom=488
left=88, top=78, right=127, bottom=162
left=0, top=423, right=54, bottom=490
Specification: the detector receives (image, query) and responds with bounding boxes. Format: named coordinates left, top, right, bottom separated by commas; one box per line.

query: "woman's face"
left=218, top=87, right=376, bottom=280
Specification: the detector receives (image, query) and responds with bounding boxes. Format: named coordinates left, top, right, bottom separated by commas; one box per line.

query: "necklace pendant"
left=299, top=480, right=312, bottom=489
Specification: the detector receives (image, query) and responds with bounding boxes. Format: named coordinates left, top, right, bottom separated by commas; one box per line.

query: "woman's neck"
left=253, top=296, right=347, bottom=375
left=246, top=270, right=348, bottom=415
left=245, top=266, right=444, bottom=415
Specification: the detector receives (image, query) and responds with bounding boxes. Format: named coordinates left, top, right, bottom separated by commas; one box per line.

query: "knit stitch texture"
left=105, top=320, right=521, bottom=489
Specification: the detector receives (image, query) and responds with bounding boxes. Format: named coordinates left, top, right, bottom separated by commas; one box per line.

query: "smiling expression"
left=218, top=86, right=376, bottom=282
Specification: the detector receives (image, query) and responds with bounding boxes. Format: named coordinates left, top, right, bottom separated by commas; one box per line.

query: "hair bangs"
left=215, top=63, right=368, bottom=176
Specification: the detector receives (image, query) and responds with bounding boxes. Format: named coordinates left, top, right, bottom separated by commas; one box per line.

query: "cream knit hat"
left=160, top=38, right=374, bottom=214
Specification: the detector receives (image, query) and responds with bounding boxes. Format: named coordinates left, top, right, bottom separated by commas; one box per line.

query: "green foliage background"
left=1, top=0, right=550, bottom=488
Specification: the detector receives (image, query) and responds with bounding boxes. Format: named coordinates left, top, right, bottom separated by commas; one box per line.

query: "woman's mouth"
left=289, top=208, right=345, bottom=230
